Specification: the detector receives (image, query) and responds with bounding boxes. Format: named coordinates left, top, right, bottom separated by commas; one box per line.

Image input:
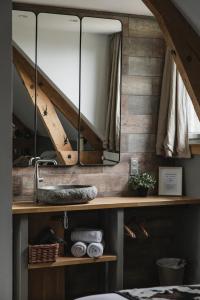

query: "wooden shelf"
left=28, top=255, right=117, bottom=270
left=13, top=196, right=200, bottom=215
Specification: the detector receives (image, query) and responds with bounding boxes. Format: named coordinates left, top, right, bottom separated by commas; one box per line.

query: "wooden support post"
left=13, top=215, right=29, bottom=300
left=105, top=209, right=124, bottom=291
left=142, top=0, right=200, bottom=119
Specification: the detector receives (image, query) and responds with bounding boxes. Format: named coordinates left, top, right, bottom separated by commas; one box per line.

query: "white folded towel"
left=71, top=228, right=103, bottom=243
left=87, top=242, right=104, bottom=258
left=71, top=242, right=87, bottom=258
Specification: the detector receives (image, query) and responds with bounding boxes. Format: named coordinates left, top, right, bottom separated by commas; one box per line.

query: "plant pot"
left=137, top=187, right=149, bottom=197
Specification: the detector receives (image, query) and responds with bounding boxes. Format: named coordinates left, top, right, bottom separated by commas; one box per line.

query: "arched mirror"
left=80, top=17, right=122, bottom=165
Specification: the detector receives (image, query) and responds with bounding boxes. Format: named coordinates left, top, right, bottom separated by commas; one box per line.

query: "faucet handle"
left=29, top=157, right=41, bottom=166
left=35, top=159, right=58, bottom=166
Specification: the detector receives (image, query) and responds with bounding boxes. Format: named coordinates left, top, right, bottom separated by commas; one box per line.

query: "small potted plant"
left=129, top=172, right=156, bottom=197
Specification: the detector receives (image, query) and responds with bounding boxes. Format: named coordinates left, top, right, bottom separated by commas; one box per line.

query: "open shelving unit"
left=13, top=207, right=123, bottom=300
left=13, top=196, right=200, bottom=300
left=28, top=255, right=117, bottom=270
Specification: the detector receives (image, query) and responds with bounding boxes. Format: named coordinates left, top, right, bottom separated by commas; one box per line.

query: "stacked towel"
left=71, top=228, right=103, bottom=243
left=71, top=228, right=104, bottom=258
left=87, top=242, right=104, bottom=258
left=71, top=242, right=87, bottom=258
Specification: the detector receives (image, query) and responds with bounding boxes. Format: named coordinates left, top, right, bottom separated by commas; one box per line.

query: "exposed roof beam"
left=142, top=0, right=200, bottom=119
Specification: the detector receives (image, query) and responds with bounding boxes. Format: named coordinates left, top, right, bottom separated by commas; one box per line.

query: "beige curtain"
left=104, top=33, right=121, bottom=152
left=156, top=48, right=191, bottom=158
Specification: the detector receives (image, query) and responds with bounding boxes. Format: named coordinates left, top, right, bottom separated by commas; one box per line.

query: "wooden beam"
left=13, top=46, right=103, bottom=150
left=56, top=150, right=103, bottom=164
left=38, top=77, right=103, bottom=150
left=142, top=0, right=200, bottom=119
left=13, top=47, right=78, bottom=165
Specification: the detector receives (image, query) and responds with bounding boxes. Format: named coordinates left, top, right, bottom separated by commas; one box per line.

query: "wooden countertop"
left=12, top=196, right=200, bottom=214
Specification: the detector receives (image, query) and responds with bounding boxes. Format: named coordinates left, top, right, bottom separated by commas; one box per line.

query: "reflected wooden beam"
left=38, top=77, right=103, bottom=150
left=13, top=48, right=78, bottom=165
left=142, top=0, right=200, bottom=119
left=58, top=151, right=103, bottom=164
left=13, top=46, right=103, bottom=150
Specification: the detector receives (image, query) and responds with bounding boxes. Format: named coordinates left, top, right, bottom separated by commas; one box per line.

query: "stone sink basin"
left=37, top=185, right=98, bottom=205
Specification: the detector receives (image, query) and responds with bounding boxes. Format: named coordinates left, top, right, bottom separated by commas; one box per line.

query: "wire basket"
left=29, top=243, right=59, bottom=264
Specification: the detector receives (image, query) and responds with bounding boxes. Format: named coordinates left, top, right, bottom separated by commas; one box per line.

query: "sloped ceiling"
left=172, top=0, right=200, bottom=36
left=14, top=0, right=152, bottom=16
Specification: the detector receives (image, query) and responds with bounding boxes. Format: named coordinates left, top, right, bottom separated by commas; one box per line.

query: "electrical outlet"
left=130, top=158, right=138, bottom=176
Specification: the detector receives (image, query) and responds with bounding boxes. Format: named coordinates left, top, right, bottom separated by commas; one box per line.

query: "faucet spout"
left=34, top=159, right=58, bottom=203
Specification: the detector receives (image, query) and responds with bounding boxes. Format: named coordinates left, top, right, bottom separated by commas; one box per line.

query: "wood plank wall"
left=13, top=11, right=169, bottom=200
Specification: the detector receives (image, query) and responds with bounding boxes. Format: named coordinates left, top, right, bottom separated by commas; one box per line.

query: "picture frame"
left=158, top=167, right=183, bottom=196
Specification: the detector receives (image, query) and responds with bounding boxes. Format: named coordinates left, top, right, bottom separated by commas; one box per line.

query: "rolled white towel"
left=87, top=242, right=104, bottom=258
left=71, top=228, right=103, bottom=243
left=71, top=242, right=87, bottom=258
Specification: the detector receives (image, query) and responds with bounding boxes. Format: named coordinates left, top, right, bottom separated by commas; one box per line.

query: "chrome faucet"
left=34, top=159, right=57, bottom=203
left=28, top=156, right=40, bottom=167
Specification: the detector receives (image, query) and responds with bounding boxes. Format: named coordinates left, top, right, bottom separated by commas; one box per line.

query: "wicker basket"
left=29, top=243, right=59, bottom=264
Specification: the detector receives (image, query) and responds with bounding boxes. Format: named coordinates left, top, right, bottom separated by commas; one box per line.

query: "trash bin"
left=156, top=258, right=186, bottom=286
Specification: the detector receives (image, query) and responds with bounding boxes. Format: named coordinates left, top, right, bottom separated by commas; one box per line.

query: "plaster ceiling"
left=14, top=0, right=152, bottom=16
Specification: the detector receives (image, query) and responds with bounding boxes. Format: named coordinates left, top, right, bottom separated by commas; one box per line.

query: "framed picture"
left=158, top=167, right=183, bottom=196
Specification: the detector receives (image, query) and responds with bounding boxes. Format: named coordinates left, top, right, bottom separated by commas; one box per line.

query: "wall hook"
left=124, top=225, right=136, bottom=239
left=43, top=105, right=48, bottom=116
left=64, top=136, right=69, bottom=145
left=138, top=223, right=149, bottom=238
left=63, top=211, right=68, bottom=230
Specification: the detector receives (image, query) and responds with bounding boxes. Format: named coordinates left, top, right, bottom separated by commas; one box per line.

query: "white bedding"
left=76, top=293, right=124, bottom=300
left=76, top=285, right=200, bottom=300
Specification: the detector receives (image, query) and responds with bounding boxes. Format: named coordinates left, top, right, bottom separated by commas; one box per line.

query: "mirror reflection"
left=80, top=17, right=122, bottom=165
left=36, top=13, right=80, bottom=165
left=12, top=11, right=122, bottom=167
left=12, top=10, right=36, bottom=167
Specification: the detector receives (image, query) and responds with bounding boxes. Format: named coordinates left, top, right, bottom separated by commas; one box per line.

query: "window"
left=186, top=94, right=200, bottom=143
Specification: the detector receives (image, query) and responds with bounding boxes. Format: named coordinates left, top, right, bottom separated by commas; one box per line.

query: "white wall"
left=37, top=14, right=80, bottom=108
left=13, top=12, right=80, bottom=108
left=12, top=10, right=36, bottom=62
left=81, top=32, right=110, bottom=137
left=172, top=0, right=200, bottom=36
left=0, top=0, right=12, bottom=298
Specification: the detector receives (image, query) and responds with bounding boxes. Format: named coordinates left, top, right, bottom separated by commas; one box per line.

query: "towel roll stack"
left=71, top=228, right=104, bottom=258
left=87, top=242, right=104, bottom=258
left=71, top=229, right=103, bottom=244
left=71, top=242, right=87, bottom=258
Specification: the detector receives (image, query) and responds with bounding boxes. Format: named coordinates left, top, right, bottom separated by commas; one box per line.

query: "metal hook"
left=43, top=105, right=48, bottom=116
left=64, top=136, right=69, bottom=145
left=64, top=211, right=68, bottom=230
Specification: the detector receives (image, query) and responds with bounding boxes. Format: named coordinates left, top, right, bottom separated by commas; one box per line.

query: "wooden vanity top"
left=12, top=196, right=200, bottom=214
